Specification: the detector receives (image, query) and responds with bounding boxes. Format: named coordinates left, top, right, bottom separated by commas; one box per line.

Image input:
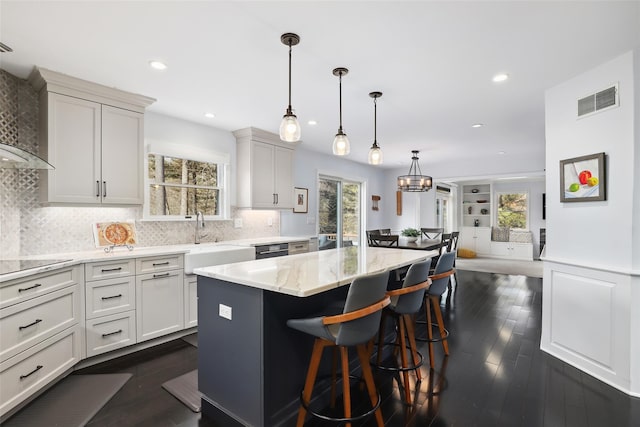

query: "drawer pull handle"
left=102, top=329, right=123, bottom=338
left=101, top=294, right=123, bottom=300
left=18, top=283, right=42, bottom=293
left=101, top=267, right=123, bottom=272
left=20, top=365, right=43, bottom=380
left=153, top=273, right=170, bottom=278
left=19, top=319, right=43, bottom=330
left=153, top=261, right=170, bottom=266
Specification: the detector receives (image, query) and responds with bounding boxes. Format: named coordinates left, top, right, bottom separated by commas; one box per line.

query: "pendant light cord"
left=287, top=42, right=292, bottom=111
left=373, top=96, right=377, bottom=145
left=338, top=72, right=343, bottom=132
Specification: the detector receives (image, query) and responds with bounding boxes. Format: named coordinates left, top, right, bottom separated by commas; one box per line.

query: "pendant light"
left=368, top=91, right=383, bottom=165
left=397, top=150, right=433, bottom=192
left=279, top=33, right=301, bottom=142
left=332, top=67, right=350, bottom=156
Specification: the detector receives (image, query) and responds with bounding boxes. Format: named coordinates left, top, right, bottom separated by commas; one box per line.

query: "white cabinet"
left=29, top=67, right=154, bottom=205
left=0, top=265, right=83, bottom=419
left=234, top=127, right=296, bottom=209
left=490, top=242, right=533, bottom=260
left=461, top=183, right=492, bottom=228
left=135, top=255, right=184, bottom=343
left=459, top=227, right=491, bottom=255
left=184, top=275, right=198, bottom=329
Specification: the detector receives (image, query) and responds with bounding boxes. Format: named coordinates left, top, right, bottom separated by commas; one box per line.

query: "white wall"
left=280, top=147, right=388, bottom=237
left=542, top=49, right=639, bottom=396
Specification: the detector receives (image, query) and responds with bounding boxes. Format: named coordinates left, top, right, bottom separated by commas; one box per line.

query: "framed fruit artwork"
left=559, top=152, right=606, bottom=202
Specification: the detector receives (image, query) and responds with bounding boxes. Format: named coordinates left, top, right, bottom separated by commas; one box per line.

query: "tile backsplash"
left=0, top=70, right=280, bottom=258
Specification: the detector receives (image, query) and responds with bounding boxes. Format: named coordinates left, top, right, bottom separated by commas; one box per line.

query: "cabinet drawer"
left=0, top=266, right=81, bottom=309
left=85, top=276, right=135, bottom=319
left=86, top=311, right=136, bottom=357
left=288, top=241, right=309, bottom=255
left=136, top=254, right=183, bottom=275
left=85, top=259, right=135, bottom=281
left=0, top=286, right=81, bottom=363
left=0, top=325, right=82, bottom=418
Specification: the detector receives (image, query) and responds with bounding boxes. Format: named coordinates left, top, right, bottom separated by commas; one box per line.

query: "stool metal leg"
left=356, top=344, right=385, bottom=427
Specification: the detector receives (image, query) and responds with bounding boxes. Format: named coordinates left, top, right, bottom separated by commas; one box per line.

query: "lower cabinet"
left=136, top=269, right=184, bottom=342
left=86, top=311, right=136, bottom=358
left=490, top=242, right=533, bottom=260
left=459, top=227, right=491, bottom=255
left=184, top=275, right=198, bottom=329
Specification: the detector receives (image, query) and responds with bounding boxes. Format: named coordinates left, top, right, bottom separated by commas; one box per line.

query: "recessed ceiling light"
left=493, top=73, right=509, bottom=83
left=307, top=120, right=317, bottom=125
left=204, top=113, right=215, bottom=118
left=498, top=151, right=506, bottom=155
left=149, top=60, right=167, bottom=70
left=471, top=123, right=484, bottom=128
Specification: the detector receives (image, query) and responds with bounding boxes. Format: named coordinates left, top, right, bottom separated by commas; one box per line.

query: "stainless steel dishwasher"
left=255, top=243, right=289, bottom=259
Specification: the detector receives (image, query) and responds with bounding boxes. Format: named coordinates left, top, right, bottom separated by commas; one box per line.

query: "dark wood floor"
left=42, top=270, right=640, bottom=426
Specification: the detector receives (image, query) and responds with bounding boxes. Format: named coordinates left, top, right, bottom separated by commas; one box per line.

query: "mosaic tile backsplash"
left=0, top=70, right=280, bottom=257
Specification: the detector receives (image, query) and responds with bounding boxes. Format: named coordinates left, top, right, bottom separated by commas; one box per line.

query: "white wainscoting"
left=541, top=260, right=636, bottom=396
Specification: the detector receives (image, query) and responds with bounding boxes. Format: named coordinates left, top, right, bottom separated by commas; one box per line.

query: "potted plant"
left=401, top=227, right=420, bottom=243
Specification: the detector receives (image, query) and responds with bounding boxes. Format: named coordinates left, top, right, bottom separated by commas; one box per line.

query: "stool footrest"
left=415, top=320, right=449, bottom=343
left=371, top=342, right=425, bottom=373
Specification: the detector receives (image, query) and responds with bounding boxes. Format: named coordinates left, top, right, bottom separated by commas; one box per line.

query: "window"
left=496, top=192, right=528, bottom=229
left=318, top=175, right=362, bottom=248
left=145, top=151, right=229, bottom=219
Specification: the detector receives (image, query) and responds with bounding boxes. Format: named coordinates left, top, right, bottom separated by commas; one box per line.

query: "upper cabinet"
left=233, top=127, right=296, bottom=209
left=461, top=183, right=492, bottom=227
left=29, top=67, right=155, bottom=205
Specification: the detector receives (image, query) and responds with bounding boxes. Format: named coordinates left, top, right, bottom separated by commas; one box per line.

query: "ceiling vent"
left=577, top=84, right=618, bottom=118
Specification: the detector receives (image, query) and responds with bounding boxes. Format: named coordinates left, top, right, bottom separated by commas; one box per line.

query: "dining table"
left=397, top=236, right=445, bottom=251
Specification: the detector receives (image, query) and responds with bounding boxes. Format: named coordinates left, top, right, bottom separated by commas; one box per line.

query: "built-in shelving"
left=462, top=183, right=492, bottom=227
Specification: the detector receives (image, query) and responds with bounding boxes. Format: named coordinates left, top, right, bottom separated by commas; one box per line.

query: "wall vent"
left=0, top=42, right=13, bottom=53
left=577, top=84, right=618, bottom=118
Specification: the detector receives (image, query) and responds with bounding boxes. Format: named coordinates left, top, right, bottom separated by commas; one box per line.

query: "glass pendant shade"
left=368, top=143, right=382, bottom=165
left=279, top=112, right=301, bottom=142
left=397, top=150, right=433, bottom=192
left=280, top=33, right=301, bottom=142
left=332, top=132, right=350, bottom=156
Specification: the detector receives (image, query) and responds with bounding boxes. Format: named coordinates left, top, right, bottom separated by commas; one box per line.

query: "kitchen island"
left=194, top=246, right=436, bottom=427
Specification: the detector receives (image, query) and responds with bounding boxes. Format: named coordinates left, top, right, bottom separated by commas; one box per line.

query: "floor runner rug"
left=3, top=373, right=131, bottom=427
left=162, top=369, right=201, bottom=412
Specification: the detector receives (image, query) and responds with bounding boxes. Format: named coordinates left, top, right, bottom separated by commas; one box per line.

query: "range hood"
left=0, top=143, right=54, bottom=169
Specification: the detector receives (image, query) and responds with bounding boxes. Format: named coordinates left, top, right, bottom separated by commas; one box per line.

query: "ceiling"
left=1, top=1, right=639, bottom=175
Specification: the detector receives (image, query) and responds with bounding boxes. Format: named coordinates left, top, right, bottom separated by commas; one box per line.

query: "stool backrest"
left=428, top=251, right=455, bottom=296
left=391, top=259, right=431, bottom=314
left=337, top=270, right=390, bottom=346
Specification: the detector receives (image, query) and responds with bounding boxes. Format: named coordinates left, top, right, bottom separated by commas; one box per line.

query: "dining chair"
left=379, top=228, right=391, bottom=235
left=429, top=233, right=451, bottom=273
left=370, top=234, right=399, bottom=247
left=366, top=230, right=381, bottom=246
left=420, top=227, right=444, bottom=240
left=286, top=270, right=390, bottom=427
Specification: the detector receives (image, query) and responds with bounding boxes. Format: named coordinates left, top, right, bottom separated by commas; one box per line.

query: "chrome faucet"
left=194, top=211, right=205, bottom=244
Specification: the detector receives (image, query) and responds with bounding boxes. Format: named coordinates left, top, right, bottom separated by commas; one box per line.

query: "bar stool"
left=286, top=270, right=390, bottom=427
left=373, top=259, right=432, bottom=405
left=419, top=251, right=456, bottom=368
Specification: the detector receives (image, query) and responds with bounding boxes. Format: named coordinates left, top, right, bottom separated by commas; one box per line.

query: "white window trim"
left=143, top=141, right=231, bottom=221
left=495, top=190, right=530, bottom=231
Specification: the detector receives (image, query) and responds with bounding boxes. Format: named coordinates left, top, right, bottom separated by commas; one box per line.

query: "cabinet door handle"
left=103, top=181, right=107, bottom=197
left=102, top=329, right=123, bottom=338
left=18, top=283, right=42, bottom=293
left=101, top=267, right=122, bottom=272
left=19, top=319, right=43, bottom=330
left=152, top=261, right=170, bottom=266
left=275, top=193, right=279, bottom=204
left=96, top=181, right=100, bottom=197
left=20, top=365, right=43, bottom=380
left=101, top=294, right=122, bottom=300
left=153, top=272, right=170, bottom=278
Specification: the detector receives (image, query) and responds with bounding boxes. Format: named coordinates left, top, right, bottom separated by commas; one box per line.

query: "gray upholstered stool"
left=286, top=270, right=390, bottom=427
left=373, top=259, right=432, bottom=405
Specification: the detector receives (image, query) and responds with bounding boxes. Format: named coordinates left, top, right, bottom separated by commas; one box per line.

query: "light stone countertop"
left=0, top=236, right=315, bottom=283
left=194, top=246, right=437, bottom=297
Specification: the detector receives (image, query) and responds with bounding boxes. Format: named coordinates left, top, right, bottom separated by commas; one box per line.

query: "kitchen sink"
left=184, top=244, right=255, bottom=274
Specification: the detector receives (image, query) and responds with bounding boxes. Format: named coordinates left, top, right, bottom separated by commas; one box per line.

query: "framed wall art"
left=293, top=187, right=308, bottom=213
left=559, top=152, right=606, bottom=202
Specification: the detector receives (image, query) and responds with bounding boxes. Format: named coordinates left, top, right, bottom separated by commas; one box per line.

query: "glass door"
left=318, top=175, right=361, bottom=248
left=436, top=188, right=453, bottom=232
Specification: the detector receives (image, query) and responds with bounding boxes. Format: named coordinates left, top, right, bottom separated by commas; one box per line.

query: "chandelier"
left=397, top=150, right=432, bottom=192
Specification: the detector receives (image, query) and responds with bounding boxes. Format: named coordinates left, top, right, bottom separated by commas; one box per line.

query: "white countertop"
left=0, top=236, right=315, bottom=283
left=194, top=246, right=437, bottom=297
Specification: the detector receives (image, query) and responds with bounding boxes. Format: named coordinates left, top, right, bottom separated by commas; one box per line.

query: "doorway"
left=318, top=175, right=362, bottom=248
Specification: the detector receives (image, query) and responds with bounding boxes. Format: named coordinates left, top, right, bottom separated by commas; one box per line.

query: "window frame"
left=495, top=190, right=530, bottom=231
left=143, top=142, right=230, bottom=221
